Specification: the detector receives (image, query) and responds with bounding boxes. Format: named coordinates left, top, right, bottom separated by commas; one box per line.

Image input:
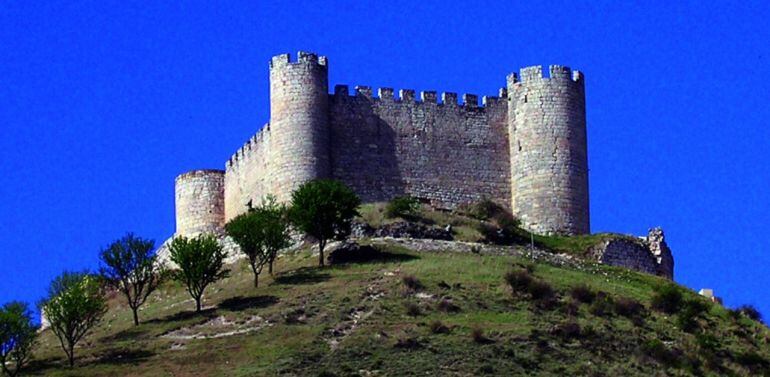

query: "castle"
left=174, top=51, right=590, bottom=237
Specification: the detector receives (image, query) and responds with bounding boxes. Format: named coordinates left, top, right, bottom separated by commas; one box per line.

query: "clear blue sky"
left=1, top=1, right=768, bottom=318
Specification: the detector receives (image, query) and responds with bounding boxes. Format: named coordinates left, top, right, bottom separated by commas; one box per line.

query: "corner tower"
left=507, top=65, right=590, bottom=235
left=268, top=51, right=331, bottom=201
left=175, top=170, right=225, bottom=236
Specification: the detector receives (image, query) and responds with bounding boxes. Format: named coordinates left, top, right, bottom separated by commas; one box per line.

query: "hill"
left=25, top=206, right=770, bottom=376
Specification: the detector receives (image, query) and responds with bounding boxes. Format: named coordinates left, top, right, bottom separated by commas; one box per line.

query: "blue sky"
left=1, top=1, right=769, bottom=318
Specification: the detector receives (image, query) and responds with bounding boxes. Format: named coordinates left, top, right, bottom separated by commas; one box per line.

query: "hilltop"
left=24, top=205, right=770, bottom=376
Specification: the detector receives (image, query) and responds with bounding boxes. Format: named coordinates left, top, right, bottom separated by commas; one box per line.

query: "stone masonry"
left=592, top=228, right=674, bottom=279
left=176, top=51, right=590, bottom=238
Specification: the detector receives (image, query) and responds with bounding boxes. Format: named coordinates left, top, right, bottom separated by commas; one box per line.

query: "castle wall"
left=175, top=170, right=225, bottom=235
left=508, top=65, right=590, bottom=235
left=224, top=125, right=271, bottom=221
left=328, top=87, right=511, bottom=208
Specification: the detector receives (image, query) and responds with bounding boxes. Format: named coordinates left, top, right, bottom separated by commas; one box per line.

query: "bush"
left=527, top=280, right=555, bottom=302
left=651, top=284, right=683, bottom=314
left=504, top=269, right=533, bottom=294
left=402, top=275, right=424, bottom=292
left=570, top=284, right=596, bottom=304
left=640, top=339, right=678, bottom=366
left=736, top=351, right=770, bottom=373
left=385, top=196, right=421, bottom=219
left=589, top=292, right=614, bottom=317
left=471, top=327, right=491, bottom=344
left=551, top=321, right=581, bottom=340
left=677, top=299, right=709, bottom=332
left=404, top=302, right=421, bottom=317
left=614, top=297, right=644, bottom=318
left=734, top=304, right=763, bottom=323
left=429, top=320, right=450, bottom=334
left=437, top=298, right=461, bottom=313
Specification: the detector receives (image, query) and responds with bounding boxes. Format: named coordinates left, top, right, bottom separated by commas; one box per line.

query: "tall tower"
left=507, top=65, right=590, bottom=235
left=175, top=170, right=225, bottom=236
left=268, top=51, right=331, bottom=201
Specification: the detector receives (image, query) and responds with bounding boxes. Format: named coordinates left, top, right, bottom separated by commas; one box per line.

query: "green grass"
left=25, top=241, right=770, bottom=376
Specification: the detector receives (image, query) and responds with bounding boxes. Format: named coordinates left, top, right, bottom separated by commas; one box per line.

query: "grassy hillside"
left=26, top=237, right=770, bottom=376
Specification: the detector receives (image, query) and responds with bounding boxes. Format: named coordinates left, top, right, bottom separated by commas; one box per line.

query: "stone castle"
left=174, top=51, right=589, bottom=238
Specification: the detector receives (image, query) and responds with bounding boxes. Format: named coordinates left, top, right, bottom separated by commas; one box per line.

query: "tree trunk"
left=253, top=273, right=259, bottom=288
left=195, top=297, right=202, bottom=313
left=268, top=259, right=273, bottom=275
left=318, top=241, right=325, bottom=267
left=68, top=345, right=75, bottom=367
left=132, top=307, right=139, bottom=326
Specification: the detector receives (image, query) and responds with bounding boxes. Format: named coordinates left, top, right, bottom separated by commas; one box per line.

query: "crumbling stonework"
left=184, top=51, right=591, bottom=236
left=592, top=229, right=675, bottom=279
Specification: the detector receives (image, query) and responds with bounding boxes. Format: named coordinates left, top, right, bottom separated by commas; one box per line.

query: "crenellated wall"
left=186, top=52, right=591, bottom=236
left=329, top=85, right=511, bottom=208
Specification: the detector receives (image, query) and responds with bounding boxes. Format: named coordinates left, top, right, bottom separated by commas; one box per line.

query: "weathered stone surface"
left=215, top=52, right=590, bottom=236
left=175, top=170, right=225, bottom=236
left=593, top=238, right=659, bottom=276
left=645, top=227, right=674, bottom=279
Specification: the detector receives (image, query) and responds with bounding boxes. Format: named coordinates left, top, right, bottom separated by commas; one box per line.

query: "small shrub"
left=401, top=275, right=424, bottom=292
left=551, top=321, right=581, bottom=340
left=640, top=339, right=678, bottom=366
left=437, top=298, right=461, bottom=313
left=504, top=269, right=533, bottom=294
left=570, top=284, right=596, bottom=304
left=677, top=299, right=709, bottom=332
left=651, top=284, right=683, bottom=314
left=561, top=300, right=580, bottom=316
left=385, top=196, right=420, bottom=219
left=734, top=304, right=763, bottom=323
left=404, top=302, right=421, bottom=316
left=589, top=292, right=614, bottom=317
left=429, top=320, right=450, bottom=334
left=527, top=280, right=555, bottom=302
left=614, top=297, right=644, bottom=318
left=471, top=327, right=492, bottom=344
left=394, top=334, right=422, bottom=349
left=736, top=351, right=770, bottom=373
left=478, top=364, right=495, bottom=374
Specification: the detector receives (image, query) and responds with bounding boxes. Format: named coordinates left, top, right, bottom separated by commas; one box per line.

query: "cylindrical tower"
left=175, top=169, right=225, bottom=236
left=268, top=51, right=331, bottom=201
left=507, top=65, right=590, bottom=235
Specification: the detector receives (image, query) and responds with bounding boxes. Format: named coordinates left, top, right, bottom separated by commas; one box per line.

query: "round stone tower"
left=507, top=65, right=590, bottom=235
left=175, top=169, right=225, bottom=236
left=268, top=51, right=331, bottom=201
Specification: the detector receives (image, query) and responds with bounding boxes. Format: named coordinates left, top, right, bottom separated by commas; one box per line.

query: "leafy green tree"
left=99, top=233, right=163, bottom=326
left=225, top=195, right=290, bottom=287
left=42, top=271, right=106, bottom=367
left=0, top=301, right=38, bottom=377
left=168, top=234, right=229, bottom=312
left=289, top=179, right=360, bottom=267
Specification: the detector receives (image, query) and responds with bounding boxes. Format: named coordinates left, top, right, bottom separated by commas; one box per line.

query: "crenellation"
left=420, top=91, right=437, bottom=103
left=462, top=94, right=478, bottom=108
left=378, top=87, right=394, bottom=100
left=355, top=86, right=372, bottom=98
left=335, top=84, right=349, bottom=96
left=519, top=66, right=543, bottom=81
left=398, top=89, right=415, bottom=102
left=482, top=95, right=498, bottom=106
left=441, top=92, right=458, bottom=105
left=572, top=70, right=584, bottom=83
left=549, top=65, right=572, bottom=80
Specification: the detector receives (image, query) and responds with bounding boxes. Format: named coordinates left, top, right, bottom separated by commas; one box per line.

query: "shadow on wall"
left=330, top=91, right=404, bottom=202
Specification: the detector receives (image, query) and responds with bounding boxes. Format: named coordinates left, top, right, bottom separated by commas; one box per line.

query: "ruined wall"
left=508, top=66, right=589, bottom=235
left=224, top=125, right=271, bottom=221
left=175, top=170, right=225, bottom=235
left=328, top=86, right=511, bottom=208
left=595, top=238, right=659, bottom=276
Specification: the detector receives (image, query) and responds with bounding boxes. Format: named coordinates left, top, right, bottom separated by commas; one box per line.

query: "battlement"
left=332, top=84, right=501, bottom=109
left=176, top=169, right=225, bottom=182
left=507, top=65, right=583, bottom=85
left=269, top=51, right=328, bottom=69
left=227, top=123, right=271, bottom=169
